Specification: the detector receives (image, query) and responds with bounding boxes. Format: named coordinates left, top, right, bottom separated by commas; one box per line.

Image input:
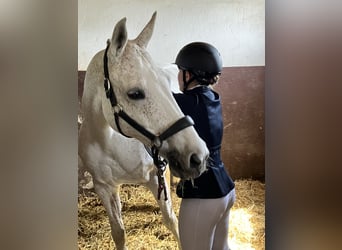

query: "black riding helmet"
left=175, top=42, right=222, bottom=90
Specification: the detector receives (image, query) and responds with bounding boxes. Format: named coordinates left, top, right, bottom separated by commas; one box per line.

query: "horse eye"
left=127, top=88, right=145, bottom=100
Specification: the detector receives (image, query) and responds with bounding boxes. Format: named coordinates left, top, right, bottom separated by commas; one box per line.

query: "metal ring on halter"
left=153, top=137, right=162, bottom=149
left=113, top=104, right=123, bottom=113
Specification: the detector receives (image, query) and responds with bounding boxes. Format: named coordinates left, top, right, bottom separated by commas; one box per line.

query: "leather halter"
left=103, top=40, right=195, bottom=200
left=103, top=40, right=194, bottom=149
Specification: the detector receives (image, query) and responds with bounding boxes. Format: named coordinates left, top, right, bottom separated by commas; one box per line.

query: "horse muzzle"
left=166, top=149, right=208, bottom=180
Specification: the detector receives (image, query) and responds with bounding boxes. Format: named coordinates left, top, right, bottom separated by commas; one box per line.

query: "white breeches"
left=178, top=189, right=236, bottom=250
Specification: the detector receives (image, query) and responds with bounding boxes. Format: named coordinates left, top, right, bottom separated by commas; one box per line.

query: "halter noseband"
left=103, top=40, right=194, bottom=199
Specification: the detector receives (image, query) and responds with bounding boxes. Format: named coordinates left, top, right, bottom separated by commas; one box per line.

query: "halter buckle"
left=104, top=78, right=111, bottom=98
left=104, top=78, right=110, bottom=89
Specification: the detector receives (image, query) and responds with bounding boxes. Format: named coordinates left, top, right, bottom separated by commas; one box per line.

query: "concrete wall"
left=78, top=0, right=265, bottom=180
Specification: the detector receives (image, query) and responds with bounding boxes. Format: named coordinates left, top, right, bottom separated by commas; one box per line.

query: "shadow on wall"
left=78, top=66, right=265, bottom=181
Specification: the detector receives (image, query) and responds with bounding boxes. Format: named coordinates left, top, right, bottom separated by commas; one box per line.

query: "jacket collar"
left=184, top=85, right=220, bottom=102
left=184, top=85, right=210, bottom=94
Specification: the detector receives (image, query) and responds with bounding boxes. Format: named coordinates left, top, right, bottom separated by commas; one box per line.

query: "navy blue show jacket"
left=173, top=86, right=235, bottom=199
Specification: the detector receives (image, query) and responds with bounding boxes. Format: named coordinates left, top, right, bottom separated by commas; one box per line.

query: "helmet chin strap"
left=182, top=70, right=196, bottom=91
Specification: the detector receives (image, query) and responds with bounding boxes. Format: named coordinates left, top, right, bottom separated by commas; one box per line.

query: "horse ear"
left=134, top=12, right=157, bottom=48
left=110, top=17, right=128, bottom=57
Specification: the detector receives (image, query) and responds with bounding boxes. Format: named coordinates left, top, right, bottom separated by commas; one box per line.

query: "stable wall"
left=78, top=0, right=264, bottom=69
left=217, top=67, right=264, bottom=180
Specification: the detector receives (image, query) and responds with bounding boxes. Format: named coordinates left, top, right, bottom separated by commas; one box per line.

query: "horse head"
left=101, top=12, right=208, bottom=179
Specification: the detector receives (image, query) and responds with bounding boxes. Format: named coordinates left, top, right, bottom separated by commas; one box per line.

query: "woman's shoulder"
left=173, top=92, right=197, bottom=104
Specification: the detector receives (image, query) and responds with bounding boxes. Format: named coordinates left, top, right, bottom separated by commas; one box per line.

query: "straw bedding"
left=78, top=179, right=264, bottom=250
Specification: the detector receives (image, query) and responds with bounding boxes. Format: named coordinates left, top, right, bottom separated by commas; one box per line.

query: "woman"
left=173, top=42, right=236, bottom=250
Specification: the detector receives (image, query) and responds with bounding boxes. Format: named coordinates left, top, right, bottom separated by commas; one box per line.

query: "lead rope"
left=151, top=146, right=168, bottom=201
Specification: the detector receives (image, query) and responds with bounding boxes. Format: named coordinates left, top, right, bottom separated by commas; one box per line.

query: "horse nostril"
left=190, top=154, right=201, bottom=168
